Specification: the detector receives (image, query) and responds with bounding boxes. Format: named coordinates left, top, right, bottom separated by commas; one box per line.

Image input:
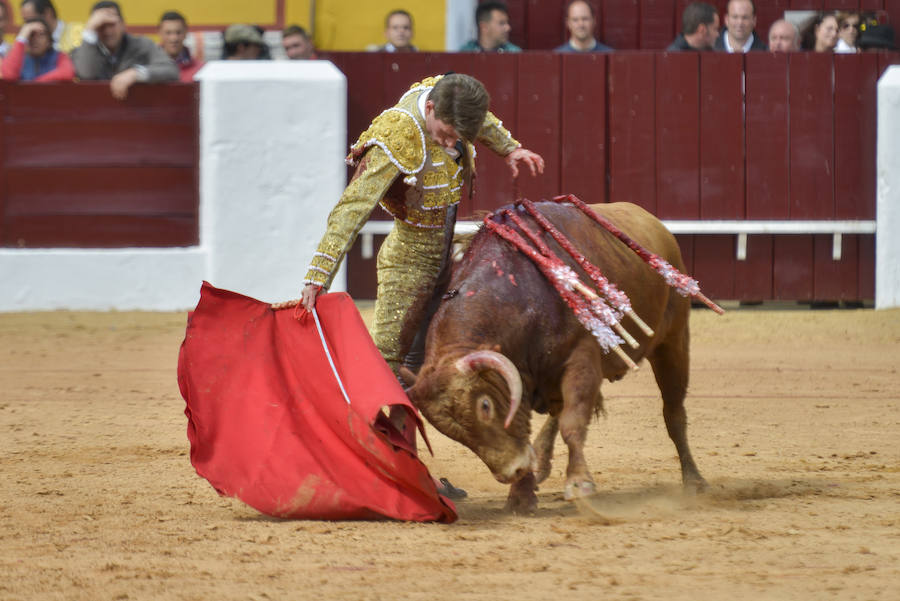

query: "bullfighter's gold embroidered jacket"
left=303, top=75, right=520, bottom=289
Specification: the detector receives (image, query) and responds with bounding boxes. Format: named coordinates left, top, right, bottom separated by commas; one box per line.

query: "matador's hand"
left=300, top=284, right=323, bottom=311
left=505, top=147, right=545, bottom=179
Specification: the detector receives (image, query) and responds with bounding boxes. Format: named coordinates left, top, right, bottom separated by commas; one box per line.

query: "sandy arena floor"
left=1, top=304, right=899, bottom=600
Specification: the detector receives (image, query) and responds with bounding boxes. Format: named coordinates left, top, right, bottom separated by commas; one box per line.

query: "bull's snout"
left=492, top=444, right=537, bottom=484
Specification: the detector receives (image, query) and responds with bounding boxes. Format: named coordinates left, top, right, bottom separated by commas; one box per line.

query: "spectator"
left=282, top=24, right=316, bottom=59
left=223, top=24, right=266, bottom=59
left=460, top=1, right=520, bottom=52
left=834, top=11, right=860, bottom=53
left=0, top=17, right=73, bottom=80
left=800, top=13, right=838, bottom=52
left=667, top=2, right=720, bottom=51
left=158, top=11, right=202, bottom=81
left=72, top=2, right=177, bottom=100
left=857, top=23, right=896, bottom=51
left=373, top=9, right=416, bottom=52
left=20, top=0, right=81, bottom=52
left=714, top=0, right=766, bottom=52
left=254, top=25, right=272, bottom=59
left=1, top=0, right=10, bottom=59
left=554, top=0, right=612, bottom=53
left=767, top=19, right=799, bottom=52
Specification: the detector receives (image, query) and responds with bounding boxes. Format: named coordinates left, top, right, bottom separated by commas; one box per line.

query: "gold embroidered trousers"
left=372, top=220, right=445, bottom=373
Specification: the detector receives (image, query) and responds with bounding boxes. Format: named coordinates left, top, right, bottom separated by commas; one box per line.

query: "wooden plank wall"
left=324, top=50, right=899, bottom=301
left=1, top=47, right=897, bottom=301
left=0, top=82, right=199, bottom=248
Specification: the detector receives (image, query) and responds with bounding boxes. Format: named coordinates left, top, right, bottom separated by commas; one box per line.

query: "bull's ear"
left=398, top=366, right=418, bottom=388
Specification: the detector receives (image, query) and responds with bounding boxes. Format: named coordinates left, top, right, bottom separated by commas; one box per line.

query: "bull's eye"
left=478, top=397, right=492, bottom=421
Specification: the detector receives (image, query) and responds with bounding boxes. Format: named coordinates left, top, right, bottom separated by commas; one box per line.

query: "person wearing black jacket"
left=714, top=0, right=767, bottom=52
left=667, top=2, right=720, bottom=51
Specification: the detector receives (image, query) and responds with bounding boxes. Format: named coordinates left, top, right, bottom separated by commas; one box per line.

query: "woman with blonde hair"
left=834, top=11, right=861, bottom=53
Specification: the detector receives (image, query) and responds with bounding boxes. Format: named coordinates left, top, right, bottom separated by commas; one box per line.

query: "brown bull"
left=403, top=201, right=707, bottom=512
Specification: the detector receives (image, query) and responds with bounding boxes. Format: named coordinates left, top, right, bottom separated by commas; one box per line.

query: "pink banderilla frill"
left=551, top=194, right=725, bottom=315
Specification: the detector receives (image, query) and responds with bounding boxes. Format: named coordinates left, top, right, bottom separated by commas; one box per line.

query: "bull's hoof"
left=563, top=480, right=597, bottom=501
left=683, top=475, right=709, bottom=495
left=504, top=491, right=538, bottom=514
left=504, top=473, right=538, bottom=515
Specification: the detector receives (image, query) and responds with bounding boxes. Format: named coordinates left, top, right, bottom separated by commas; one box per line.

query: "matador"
left=301, top=73, right=544, bottom=376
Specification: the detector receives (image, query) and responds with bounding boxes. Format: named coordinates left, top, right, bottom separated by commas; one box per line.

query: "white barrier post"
left=197, top=61, right=347, bottom=304
left=876, top=66, right=900, bottom=309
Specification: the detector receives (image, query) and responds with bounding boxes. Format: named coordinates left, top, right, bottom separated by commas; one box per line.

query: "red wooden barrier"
left=859, top=235, right=875, bottom=298
left=735, top=235, right=775, bottom=299
left=0, top=81, right=198, bottom=248
left=656, top=52, right=700, bottom=219
left=815, top=234, right=860, bottom=299
left=700, top=53, right=744, bottom=219
left=459, top=53, right=520, bottom=216
left=515, top=53, right=562, bottom=201
left=835, top=54, right=878, bottom=220
left=694, top=234, right=737, bottom=298
left=789, top=52, right=835, bottom=219
left=601, top=0, right=641, bottom=50
left=774, top=236, right=815, bottom=300
left=755, top=1, right=791, bottom=44
left=523, top=0, right=566, bottom=50
left=607, top=52, right=656, bottom=213
left=746, top=52, right=790, bottom=219
left=560, top=53, right=608, bottom=204
left=860, top=0, right=885, bottom=12
left=2, top=49, right=894, bottom=302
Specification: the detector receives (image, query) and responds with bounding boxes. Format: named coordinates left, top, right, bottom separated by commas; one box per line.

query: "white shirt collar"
left=724, top=30, right=755, bottom=53
left=417, top=89, right=428, bottom=120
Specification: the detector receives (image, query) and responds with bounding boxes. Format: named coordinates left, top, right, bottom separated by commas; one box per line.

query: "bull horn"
left=454, top=351, right=523, bottom=429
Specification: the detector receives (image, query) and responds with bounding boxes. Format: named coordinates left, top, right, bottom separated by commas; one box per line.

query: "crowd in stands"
left=0, top=0, right=896, bottom=95
left=0, top=0, right=325, bottom=95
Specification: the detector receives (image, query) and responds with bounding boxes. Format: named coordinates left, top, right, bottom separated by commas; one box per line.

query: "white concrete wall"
left=198, top=61, right=347, bottom=305
left=0, top=61, right=346, bottom=312
left=0, top=248, right=206, bottom=311
left=876, top=66, right=900, bottom=310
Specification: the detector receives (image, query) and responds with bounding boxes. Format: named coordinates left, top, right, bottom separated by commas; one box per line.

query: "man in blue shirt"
left=460, top=1, right=521, bottom=52
left=555, top=0, right=613, bottom=53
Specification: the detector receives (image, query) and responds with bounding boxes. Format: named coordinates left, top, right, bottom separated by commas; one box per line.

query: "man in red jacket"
left=1, top=18, right=74, bottom=81
left=158, top=10, right=203, bottom=82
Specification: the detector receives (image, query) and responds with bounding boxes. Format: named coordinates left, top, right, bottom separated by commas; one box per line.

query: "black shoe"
left=438, top=477, right=467, bottom=500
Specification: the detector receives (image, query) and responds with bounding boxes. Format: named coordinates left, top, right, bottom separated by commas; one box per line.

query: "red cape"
left=177, top=282, right=456, bottom=522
